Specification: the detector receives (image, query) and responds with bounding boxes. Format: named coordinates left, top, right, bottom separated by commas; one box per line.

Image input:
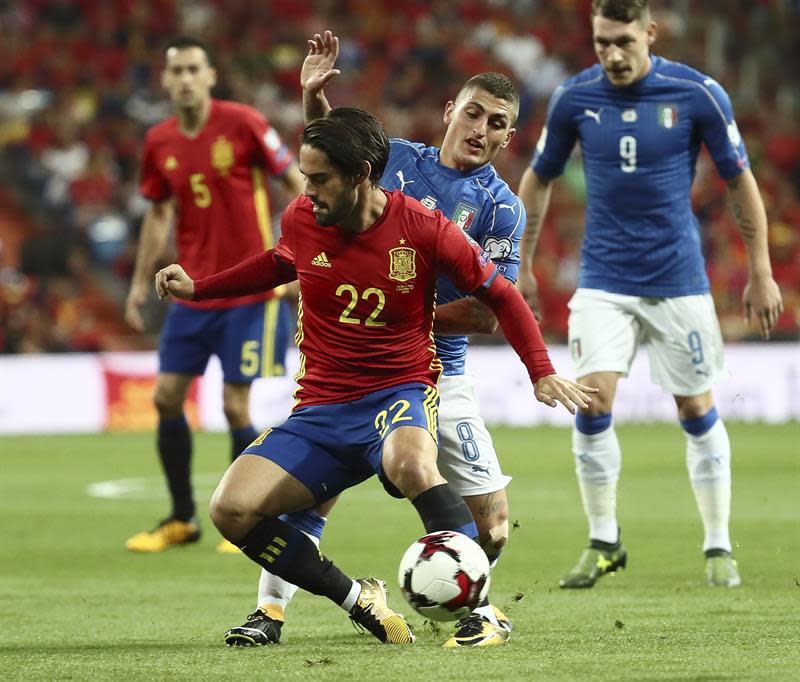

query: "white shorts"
left=567, top=288, right=727, bottom=396
left=436, top=374, right=512, bottom=496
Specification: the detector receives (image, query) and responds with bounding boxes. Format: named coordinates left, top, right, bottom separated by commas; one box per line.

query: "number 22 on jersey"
left=336, top=284, right=386, bottom=327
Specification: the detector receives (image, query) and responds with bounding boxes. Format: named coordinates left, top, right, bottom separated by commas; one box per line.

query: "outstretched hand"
left=301, top=30, right=340, bottom=93
left=155, top=264, right=195, bottom=301
left=743, top=274, right=783, bottom=339
left=533, top=374, right=599, bottom=414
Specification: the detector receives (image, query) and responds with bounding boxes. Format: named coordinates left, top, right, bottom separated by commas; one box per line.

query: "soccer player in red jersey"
left=156, top=107, right=597, bottom=644
left=123, top=37, right=305, bottom=553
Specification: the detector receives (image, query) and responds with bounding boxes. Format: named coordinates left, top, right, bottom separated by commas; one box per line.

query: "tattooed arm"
left=517, top=167, right=555, bottom=319
left=726, top=169, right=783, bottom=338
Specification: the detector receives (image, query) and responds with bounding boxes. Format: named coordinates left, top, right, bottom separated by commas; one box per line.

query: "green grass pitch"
left=1, top=423, right=798, bottom=680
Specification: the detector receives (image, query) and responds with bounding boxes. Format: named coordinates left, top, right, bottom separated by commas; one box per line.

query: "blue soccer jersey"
left=532, top=56, right=749, bottom=297
left=381, top=138, right=525, bottom=374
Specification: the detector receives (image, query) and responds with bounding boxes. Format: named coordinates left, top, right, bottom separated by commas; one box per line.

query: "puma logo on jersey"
left=395, top=170, right=414, bottom=192
left=498, top=202, right=516, bottom=213
left=584, top=108, right=602, bottom=124
left=311, top=252, right=331, bottom=268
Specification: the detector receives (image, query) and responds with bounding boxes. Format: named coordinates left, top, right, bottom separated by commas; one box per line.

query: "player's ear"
left=208, top=66, right=218, bottom=88
left=443, top=101, right=456, bottom=125
left=646, top=20, right=657, bottom=46
left=500, top=127, right=516, bottom=149
left=354, top=161, right=371, bottom=187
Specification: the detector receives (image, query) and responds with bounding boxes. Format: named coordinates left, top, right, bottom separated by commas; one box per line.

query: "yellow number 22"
left=335, top=285, right=386, bottom=327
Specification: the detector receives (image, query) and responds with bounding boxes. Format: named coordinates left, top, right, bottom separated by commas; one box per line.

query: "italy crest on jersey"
left=452, top=201, right=478, bottom=231
left=211, top=136, right=234, bottom=176
left=658, top=104, right=678, bottom=129
left=388, top=247, right=417, bottom=282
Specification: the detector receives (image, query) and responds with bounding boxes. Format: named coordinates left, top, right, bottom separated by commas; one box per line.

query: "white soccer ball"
left=397, top=530, right=491, bottom=622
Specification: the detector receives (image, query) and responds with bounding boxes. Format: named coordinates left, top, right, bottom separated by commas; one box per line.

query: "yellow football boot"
left=124, top=517, right=201, bottom=552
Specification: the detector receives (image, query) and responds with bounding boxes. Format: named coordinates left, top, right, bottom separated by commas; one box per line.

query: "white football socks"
left=685, top=418, right=732, bottom=552
left=257, top=531, right=320, bottom=612
left=572, top=424, right=622, bottom=544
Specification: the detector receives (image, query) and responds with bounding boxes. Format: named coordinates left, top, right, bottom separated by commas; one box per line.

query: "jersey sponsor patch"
left=211, top=136, right=234, bottom=175
left=388, top=247, right=417, bottom=282
left=452, top=201, right=478, bottom=231
left=658, top=104, right=678, bottom=129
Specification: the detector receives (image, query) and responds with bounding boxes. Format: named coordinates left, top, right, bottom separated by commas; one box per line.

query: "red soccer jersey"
left=140, top=99, right=294, bottom=309
left=275, top=190, right=496, bottom=407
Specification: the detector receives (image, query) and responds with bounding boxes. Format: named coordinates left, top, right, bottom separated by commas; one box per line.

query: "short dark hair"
left=301, top=108, right=390, bottom=186
left=165, top=36, right=215, bottom=66
left=592, top=0, right=650, bottom=23
left=456, top=72, right=520, bottom=123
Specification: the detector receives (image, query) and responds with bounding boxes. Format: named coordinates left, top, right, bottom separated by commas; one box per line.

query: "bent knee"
left=386, top=458, right=443, bottom=499
left=209, top=489, right=259, bottom=541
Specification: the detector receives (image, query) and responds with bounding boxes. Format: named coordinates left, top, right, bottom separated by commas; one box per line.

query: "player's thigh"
left=640, top=294, right=726, bottom=396
left=378, top=385, right=442, bottom=496
left=218, top=299, right=280, bottom=383
left=436, top=374, right=511, bottom=497
left=242, top=423, right=373, bottom=505
left=212, top=452, right=316, bottom=520
left=158, top=303, right=216, bottom=376
left=568, top=288, right=642, bottom=378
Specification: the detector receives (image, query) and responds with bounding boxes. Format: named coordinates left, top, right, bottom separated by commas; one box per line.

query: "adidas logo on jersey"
left=311, top=252, right=331, bottom=268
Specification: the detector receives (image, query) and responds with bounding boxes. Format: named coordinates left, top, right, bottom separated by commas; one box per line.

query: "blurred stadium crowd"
left=0, top=0, right=797, bottom=353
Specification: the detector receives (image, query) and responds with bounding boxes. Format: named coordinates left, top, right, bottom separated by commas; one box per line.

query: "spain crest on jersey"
left=389, top=247, right=417, bottom=282
left=452, top=201, right=478, bottom=231
left=211, top=136, right=234, bottom=176
left=658, top=104, right=678, bottom=129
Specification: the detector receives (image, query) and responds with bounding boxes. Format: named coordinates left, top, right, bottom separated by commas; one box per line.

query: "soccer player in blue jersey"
left=517, top=0, right=784, bottom=589
left=224, top=31, right=527, bottom=649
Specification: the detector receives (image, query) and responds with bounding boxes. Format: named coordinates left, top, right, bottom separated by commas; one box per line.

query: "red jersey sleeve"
left=434, top=214, right=497, bottom=292
left=239, top=107, right=295, bottom=177
left=274, top=197, right=300, bottom=265
left=139, top=131, right=170, bottom=201
left=193, top=249, right=296, bottom=301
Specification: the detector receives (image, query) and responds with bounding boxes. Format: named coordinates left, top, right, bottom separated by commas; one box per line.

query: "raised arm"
left=301, top=30, right=340, bottom=123
left=726, top=169, right=783, bottom=338
left=125, top=198, right=174, bottom=331
left=516, top=167, right=555, bottom=316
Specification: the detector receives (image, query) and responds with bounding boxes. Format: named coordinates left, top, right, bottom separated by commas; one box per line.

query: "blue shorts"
left=159, top=298, right=292, bottom=383
left=243, top=383, right=439, bottom=502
